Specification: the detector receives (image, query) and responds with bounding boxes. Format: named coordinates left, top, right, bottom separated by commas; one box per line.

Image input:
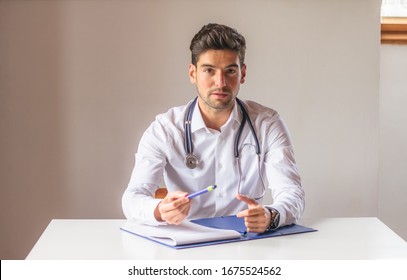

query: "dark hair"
left=189, top=23, right=246, bottom=66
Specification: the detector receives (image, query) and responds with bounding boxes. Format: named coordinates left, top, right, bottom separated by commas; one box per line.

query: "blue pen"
left=187, top=185, right=217, bottom=199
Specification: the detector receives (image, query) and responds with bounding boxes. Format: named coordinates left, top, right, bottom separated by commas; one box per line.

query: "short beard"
left=197, top=87, right=236, bottom=111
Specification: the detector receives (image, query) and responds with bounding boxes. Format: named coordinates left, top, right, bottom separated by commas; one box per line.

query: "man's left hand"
left=236, top=194, right=271, bottom=233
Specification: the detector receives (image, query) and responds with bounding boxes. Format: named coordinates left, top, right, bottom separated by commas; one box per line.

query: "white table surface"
left=26, top=217, right=407, bottom=260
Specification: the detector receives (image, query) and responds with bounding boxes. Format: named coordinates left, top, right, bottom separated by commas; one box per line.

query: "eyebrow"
left=200, top=63, right=240, bottom=69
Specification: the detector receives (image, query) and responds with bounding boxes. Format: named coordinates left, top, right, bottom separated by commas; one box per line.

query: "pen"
left=187, top=185, right=217, bottom=199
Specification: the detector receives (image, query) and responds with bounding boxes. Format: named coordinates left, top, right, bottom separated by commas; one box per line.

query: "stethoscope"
left=183, top=97, right=266, bottom=200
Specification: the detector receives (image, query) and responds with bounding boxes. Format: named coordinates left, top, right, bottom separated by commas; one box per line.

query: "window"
left=381, top=0, right=407, bottom=44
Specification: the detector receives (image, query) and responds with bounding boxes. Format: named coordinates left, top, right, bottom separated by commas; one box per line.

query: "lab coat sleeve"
left=122, top=120, right=169, bottom=226
left=264, top=114, right=305, bottom=227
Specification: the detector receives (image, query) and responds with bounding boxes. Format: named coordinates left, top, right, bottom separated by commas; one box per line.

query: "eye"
left=203, top=67, right=214, bottom=74
left=225, top=68, right=237, bottom=76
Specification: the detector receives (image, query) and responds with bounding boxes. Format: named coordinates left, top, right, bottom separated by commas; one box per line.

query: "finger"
left=170, top=206, right=191, bottom=225
left=246, top=226, right=266, bottom=233
left=245, top=217, right=268, bottom=232
left=237, top=207, right=269, bottom=233
left=244, top=213, right=267, bottom=225
left=236, top=208, right=252, bottom=218
left=164, top=191, right=189, bottom=201
left=164, top=203, right=191, bottom=224
left=236, top=209, right=262, bottom=219
left=236, top=205, right=264, bottom=218
left=161, top=198, right=191, bottom=222
left=161, top=196, right=189, bottom=211
left=160, top=202, right=189, bottom=220
left=235, top=194, right=258, bottom=207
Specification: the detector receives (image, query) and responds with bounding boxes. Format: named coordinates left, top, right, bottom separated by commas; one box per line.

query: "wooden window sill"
left=381, top=17, right=407, bottom=44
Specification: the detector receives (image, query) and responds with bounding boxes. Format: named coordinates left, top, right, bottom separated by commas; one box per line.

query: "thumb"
left=236, top=194, right=258, bottom=208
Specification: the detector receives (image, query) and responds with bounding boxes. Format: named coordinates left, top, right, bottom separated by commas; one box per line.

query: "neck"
left=198, top=101, right=233, bottom=131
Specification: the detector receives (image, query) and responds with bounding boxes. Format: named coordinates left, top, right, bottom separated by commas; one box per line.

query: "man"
left=122, top=23, right=304, bottom=233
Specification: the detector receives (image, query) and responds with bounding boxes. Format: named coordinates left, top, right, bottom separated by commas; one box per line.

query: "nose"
left=214, top=71, right=226, bottom=87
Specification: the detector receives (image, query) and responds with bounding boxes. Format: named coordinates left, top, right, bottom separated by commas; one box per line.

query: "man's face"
left=189, top=49, right=246, bottom=112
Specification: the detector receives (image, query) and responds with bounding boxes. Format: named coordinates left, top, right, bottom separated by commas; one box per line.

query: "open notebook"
left=121, top=215, right=316, bottom=249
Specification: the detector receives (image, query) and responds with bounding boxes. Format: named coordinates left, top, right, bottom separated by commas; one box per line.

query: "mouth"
left=210, top=89, right=231, bottom=99
left=211, top=92, right=228, bottom=97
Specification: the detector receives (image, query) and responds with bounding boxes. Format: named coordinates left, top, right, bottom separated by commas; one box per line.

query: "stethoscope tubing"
left=184, top=97, right=261, bottom=169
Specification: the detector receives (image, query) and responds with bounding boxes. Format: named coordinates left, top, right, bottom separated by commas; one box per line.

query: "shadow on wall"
left=0, top=2, right=69, bottom=259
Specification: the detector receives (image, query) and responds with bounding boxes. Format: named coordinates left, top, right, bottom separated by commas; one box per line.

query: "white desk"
left=26, top=217, right=407, bottom=260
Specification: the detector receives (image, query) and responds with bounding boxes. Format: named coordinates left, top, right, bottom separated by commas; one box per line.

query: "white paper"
left=121, top=220, right=241, bottom=246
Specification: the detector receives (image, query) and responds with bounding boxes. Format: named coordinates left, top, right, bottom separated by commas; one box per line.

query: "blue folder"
left=121, top=215, right=317, bottom=249
left=191, top=215, right=317, bottom=245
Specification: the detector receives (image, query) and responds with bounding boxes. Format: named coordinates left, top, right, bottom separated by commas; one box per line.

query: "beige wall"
left=0, top=0, right=385, bottom=259
left=379, top=44, right=407, bottom=242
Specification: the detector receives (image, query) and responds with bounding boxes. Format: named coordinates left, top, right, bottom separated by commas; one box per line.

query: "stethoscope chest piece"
left=185, top=153, right=199, bottom=169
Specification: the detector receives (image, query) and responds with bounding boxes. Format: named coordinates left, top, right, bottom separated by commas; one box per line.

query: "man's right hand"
left=154, top=191, right=191, bottom=225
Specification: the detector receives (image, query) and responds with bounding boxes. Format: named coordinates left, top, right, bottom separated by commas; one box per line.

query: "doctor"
left=122, top=23, right=304, bottom=233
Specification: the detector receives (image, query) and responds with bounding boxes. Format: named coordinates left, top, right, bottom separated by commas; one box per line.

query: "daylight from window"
left=381, top=0, right=407, bottom=17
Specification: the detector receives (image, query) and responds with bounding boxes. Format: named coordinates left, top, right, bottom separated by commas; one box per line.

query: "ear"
left=189, top=64, right=197, bottom=84
left=240, top=64, right=247, bottom=84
